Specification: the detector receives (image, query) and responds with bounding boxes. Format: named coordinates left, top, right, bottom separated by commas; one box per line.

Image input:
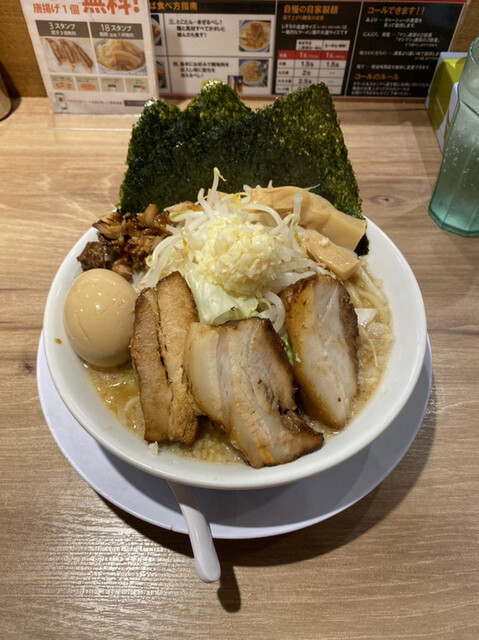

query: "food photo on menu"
left=43, top=36, right=95, bottom=74
left=239, top=59, right=269, bottom=87
left=156, top=61, right=167, bottom=89
left=151, top=15, right=162, bottom=46
left=94, top=38, right=146, bottom=74
left=239, top=19, right=271, bottom=52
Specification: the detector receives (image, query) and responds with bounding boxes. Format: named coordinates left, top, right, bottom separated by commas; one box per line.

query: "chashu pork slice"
left=130, top=287, right=171, bottom=439
left=130, top=271, right=199, bottom=445
left=280, top=274, right=358, bottom=429
left=184, top=317, right=323, bottom=468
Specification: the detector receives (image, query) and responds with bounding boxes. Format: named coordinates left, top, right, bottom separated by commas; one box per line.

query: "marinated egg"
left=63, top=269, right=137, bottom=368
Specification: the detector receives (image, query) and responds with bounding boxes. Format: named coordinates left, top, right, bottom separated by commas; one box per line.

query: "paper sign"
left=149, top=0, right=467, bottom=99
left=20, top=0, right=159, bottom=113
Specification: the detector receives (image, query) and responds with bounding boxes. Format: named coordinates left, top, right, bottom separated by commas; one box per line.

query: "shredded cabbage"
left=185, top=267, right=258, bottom=325
left=139, top=168, right=327, bottom=331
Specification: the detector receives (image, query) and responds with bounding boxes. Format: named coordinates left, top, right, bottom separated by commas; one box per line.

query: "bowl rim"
left=43, top=218, right=427, bottom=490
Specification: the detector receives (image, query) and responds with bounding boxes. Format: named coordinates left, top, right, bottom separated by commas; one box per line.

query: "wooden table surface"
left=1, top=97, right=478, bottom=640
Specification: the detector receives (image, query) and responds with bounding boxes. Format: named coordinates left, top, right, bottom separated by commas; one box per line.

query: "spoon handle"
left=168, top=481, right=221, bottom=583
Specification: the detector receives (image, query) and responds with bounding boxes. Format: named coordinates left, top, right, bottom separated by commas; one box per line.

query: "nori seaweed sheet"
left=119, top=82, right=364, bottom=232
left=119, top=80, right=252, bottom=213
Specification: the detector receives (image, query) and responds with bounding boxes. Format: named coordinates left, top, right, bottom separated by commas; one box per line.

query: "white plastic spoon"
left=168, top=481, right=221, bottom=583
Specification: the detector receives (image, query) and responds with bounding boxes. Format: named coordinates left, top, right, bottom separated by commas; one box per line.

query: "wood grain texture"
left=0, top=0, right=46, bottom=98
left=1, top=98, right=478, bottom=640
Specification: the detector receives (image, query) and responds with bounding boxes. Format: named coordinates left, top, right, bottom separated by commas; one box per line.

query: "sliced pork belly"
left=155, top=271, right=199, bottom=444
left=130, top=288, right=171, bottom=440
left=130, top=271, right=199, bottom=445
left=184, top=317, right=323, bottom=468
left=280, top=274, right=358, bottom=429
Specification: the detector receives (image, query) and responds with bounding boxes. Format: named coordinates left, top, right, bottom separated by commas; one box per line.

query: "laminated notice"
left=20, top=0, right=159, bottom=114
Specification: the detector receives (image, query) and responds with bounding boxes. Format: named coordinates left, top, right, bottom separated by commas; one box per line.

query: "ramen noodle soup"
left=96, top=39, right=145, bottom=72
left=239, top=21, right=270, bottom=51
left=85, top=262, right=394, bottom=465
left=72, top=175, right=395, bottom=469
left=240, top=60, right=264, bottom=86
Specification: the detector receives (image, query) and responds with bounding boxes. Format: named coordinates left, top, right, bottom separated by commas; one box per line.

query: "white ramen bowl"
left=43, top=219, right=427, bottom=490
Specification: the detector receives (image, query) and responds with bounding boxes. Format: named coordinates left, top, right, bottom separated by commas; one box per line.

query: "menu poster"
left=151, top=1, right=276, bottom=96
left=150, top=0, right=466, bottom=99
left=344, top=1, right=465, bottom=97
left=274, top=1, right=361, bottom=96
left=20, top=0, right=159, bottom=114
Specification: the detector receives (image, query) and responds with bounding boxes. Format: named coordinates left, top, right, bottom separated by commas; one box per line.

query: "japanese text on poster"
left=21, top=0, right=159, bottom=113
left=151, top=0, right=466, bottom=99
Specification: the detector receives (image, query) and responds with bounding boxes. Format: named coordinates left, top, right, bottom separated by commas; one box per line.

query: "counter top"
left=1, top=97, right=478, bottom=640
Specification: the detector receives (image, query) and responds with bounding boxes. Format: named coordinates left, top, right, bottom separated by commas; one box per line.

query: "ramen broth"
left=86, top=363, right=244, bottom=463
left=85, top=262, right=394, bottom=465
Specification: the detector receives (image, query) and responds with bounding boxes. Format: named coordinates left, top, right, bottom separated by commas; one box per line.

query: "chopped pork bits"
left=77, top=207, right=172, bottom=279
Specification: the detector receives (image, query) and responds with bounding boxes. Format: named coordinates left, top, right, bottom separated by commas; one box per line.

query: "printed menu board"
left=21, top=0, right=158, bottom=113
left=150, top=0, right=466, bottom=99
left=151, top=2, right=276, bottom=96
left=22, top=0, right=467, bottom=109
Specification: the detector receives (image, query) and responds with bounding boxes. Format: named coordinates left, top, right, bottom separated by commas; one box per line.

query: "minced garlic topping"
left=191, top=215, right=283, bottom=297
